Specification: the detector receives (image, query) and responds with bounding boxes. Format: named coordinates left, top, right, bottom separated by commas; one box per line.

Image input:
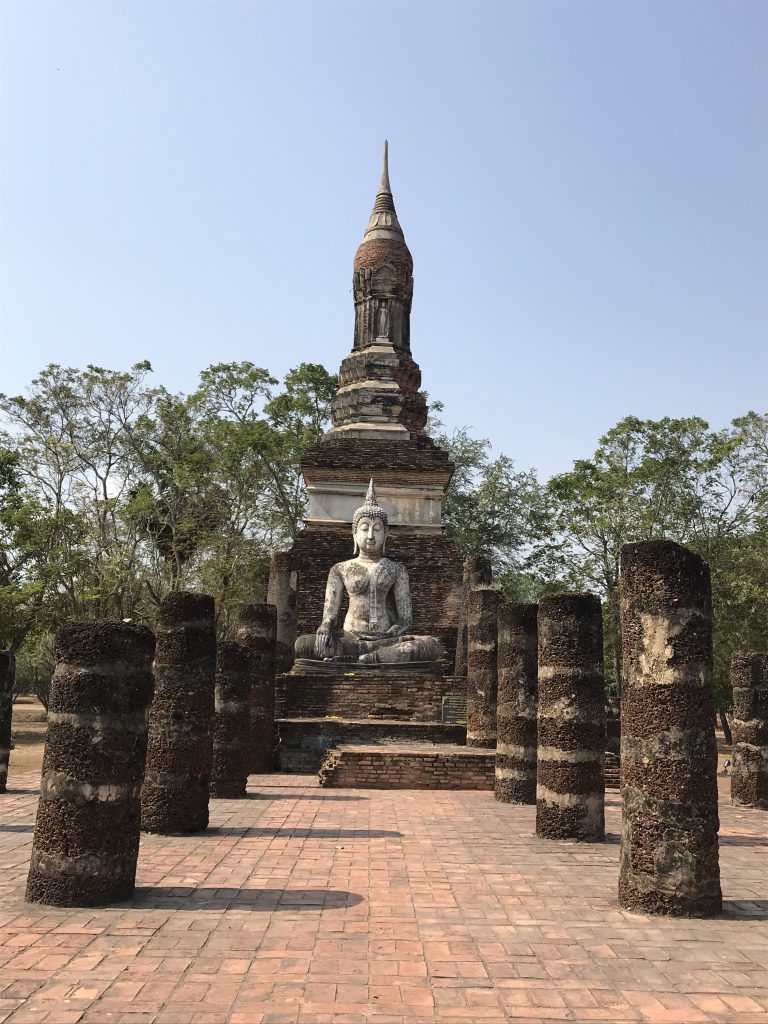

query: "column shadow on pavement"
left=722, top=899, right=768, bottom=919
left=208, top=826, right=401, bottom=838
left=244, top=792, right=367, bottom=801
left=130, top=887, right=364, bottom=911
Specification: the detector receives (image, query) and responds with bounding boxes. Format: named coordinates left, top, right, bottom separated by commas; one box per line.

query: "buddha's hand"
left=385, top=624, right=406, bottom=637
left=314, top=626, right=333, bottom=659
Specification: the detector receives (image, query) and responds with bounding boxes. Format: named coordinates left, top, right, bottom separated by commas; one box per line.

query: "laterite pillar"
left=495, top=602, right=538, bottom=804
left=619, top=540, right=721, bottom=916
left=142, top=591, right=216, bottom=833
left=536, top=593, right=605, bottom=841
left=26, top=622, right=154, bottom=906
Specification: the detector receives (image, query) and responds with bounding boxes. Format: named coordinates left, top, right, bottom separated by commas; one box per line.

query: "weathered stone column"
left=0, top=651, right=15, bottom=793
left=267, top=552, right=297, bottom=674
left=536, top=593, right=605, bottom=841
left=211, top=641, right=252, bottom=799
left=619, top=540, right=721, bottom=916
left=142, top=591, right=216, bottom=834
left=466, top=586, right=499, bottom=748
left=235, top=604, right=277, bottom=773
left=495, top=602, right=538, bottom=804
left=730, top=652, right=768, bottom=810
left=25, top=622, right=154, bottom=906
left=455, top=554, right=492, bottom=676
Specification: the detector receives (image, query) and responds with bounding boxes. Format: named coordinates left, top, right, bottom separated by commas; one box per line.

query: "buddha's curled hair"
left=351, top=479, right=388, bottom=530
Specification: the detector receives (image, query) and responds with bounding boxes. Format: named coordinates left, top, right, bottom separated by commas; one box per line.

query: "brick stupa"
left=272, top=144, right=482, bottom=784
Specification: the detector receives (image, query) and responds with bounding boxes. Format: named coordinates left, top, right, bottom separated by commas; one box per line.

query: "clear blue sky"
left=1, top=0, right=766, bottom=479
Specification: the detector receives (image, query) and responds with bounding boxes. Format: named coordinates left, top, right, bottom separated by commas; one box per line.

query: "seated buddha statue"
left=294, top=481, right=444, bottom=666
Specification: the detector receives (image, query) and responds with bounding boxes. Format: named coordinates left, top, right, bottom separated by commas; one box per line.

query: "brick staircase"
left=605, top=751, right=620, bottom=790
left=318, top=743, right=495, bottom=789
left=277, top=718, right=465, bottom=772
left=275, top=666, right=470, bottom=777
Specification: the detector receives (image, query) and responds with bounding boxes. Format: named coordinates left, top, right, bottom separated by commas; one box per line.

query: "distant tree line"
left=2, top=361, right=766, bottom=726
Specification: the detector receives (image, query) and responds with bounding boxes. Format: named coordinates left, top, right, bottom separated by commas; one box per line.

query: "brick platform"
left=318, top=744, right=495, bottom=790
left=276, top=670, right=465, bottom=722
left=1, top=771, right=767, bottom=1023
left=276, top=668, right=472, bottom=783
left=278, top=720, right=466, bottom=774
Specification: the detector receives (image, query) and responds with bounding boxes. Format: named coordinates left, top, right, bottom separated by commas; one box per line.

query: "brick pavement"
left=0, top=772, right=766, bottom=1024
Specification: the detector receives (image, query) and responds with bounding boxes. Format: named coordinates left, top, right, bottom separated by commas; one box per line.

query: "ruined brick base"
left=318, top=744, right=495, bottom=789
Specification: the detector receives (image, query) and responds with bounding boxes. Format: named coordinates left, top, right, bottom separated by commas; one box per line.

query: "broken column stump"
left=455, top=554, right=492, bottom=676
left=211, top=640, right=252, bottom=799
left=619, top=540, right=722, bottom=917
left=495, top=602, right=538, bottom=804
left=25, top=622, right=155, bottom=906
left=0, top=651, right=15, bottom=793
left=142, top=591, right=216, bottom=834
left=466, top=586, right=499, bottom=748
left=235, top=604, right=277, bottom=773
left=536, top=593, right=605, bottom=841
left=730, top=652, right=768, bottom=810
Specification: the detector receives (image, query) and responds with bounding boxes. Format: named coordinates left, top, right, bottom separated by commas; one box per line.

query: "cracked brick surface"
left=0, top=770, right=766, bottom=1023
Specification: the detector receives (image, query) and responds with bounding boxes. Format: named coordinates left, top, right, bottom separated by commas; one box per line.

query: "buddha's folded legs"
left=358, top=636, right=444, bottom=665
left=295, top=631, right=443, bottom=664
left=295, top=631, right=357, bottom=661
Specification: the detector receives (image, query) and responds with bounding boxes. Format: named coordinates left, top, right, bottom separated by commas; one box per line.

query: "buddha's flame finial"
left=352, top=479, right=388, bottom=530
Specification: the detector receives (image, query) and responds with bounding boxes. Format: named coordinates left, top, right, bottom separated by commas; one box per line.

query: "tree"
left=0, top=362, right=157, bottom=626
left=0, top=442, right=84, bottom=653
left=545, top=414, right=768, bottom=702
left=427, top=402, right=551, bottom=598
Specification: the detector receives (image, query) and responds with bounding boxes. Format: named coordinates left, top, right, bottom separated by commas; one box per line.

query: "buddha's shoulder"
left=329, top=558, right=361, bottom=575
left=379, top=557, right=408, bottom=579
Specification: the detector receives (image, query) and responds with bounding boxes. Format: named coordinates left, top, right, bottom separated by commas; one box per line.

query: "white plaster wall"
left=307, top=481, right=444, bottom=530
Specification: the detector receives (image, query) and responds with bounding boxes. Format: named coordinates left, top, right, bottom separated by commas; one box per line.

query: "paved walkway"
left=0, top=772, right=766, bottom=1024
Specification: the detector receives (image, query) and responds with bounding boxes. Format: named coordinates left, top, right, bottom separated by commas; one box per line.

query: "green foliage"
left=430, top=405, right=767, bottom=706
left=427, top=402, right=549, bottom=597
left=0, top=360, right=336, bottom=655
left=541, top=414, right=768, bottom=701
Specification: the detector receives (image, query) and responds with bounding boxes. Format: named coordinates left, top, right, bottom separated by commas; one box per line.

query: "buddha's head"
left=352, top=479, right=388, bottom=555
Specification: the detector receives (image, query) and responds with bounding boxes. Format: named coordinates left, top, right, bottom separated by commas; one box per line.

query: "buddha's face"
left=354, top=515, right=386, bottom=556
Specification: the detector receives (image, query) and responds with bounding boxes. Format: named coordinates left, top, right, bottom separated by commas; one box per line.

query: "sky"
left=1, top=0, right=766, bottom=480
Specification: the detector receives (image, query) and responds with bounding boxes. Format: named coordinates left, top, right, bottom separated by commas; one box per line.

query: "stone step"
left=605, top=751, right=620, bottom=790
left=277, top=718, right=466, bottom=773
left=318, top=743, right=495, bottom=790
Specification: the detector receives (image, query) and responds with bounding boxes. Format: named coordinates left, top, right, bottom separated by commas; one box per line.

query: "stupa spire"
left=330, top=145, right=425, bottom=439
left=364, top=140, right=404, bottom=241
left=380, top=140, right=391, bottom=192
